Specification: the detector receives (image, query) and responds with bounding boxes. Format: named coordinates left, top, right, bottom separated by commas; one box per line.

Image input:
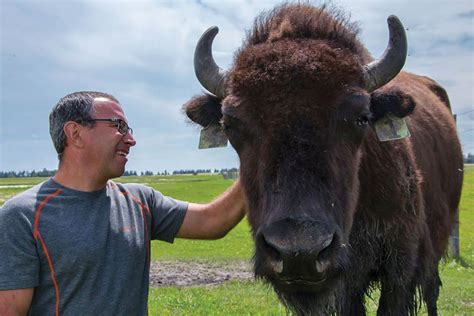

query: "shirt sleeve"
left=0, top=198, right=40, bottom=289
left=146, top=188, right=188, bottom=243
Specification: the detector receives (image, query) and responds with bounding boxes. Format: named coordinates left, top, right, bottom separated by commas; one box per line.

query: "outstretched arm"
left=176, top=179, right=246, bottom=239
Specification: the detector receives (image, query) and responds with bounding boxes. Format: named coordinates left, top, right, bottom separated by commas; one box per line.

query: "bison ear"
left=370, top=88, right=416, bottom=121
left=183, top=93, right=223, bottom=127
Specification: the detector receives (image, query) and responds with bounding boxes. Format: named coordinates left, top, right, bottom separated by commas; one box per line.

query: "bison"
left=184, top=4, right=463, bottom=315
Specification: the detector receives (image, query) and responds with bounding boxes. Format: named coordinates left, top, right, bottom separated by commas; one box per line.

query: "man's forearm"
left=206, top=178, right=247, bottom=237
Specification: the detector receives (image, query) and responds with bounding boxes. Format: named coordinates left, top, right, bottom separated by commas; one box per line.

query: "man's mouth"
left=116, top=150, right=129, bottom=157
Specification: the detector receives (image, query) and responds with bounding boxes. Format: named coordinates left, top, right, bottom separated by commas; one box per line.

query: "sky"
left=1, top=0, right=473, bottom=173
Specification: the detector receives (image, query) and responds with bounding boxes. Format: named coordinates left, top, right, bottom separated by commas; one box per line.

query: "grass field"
left=0, top=166, right=472, bottom=314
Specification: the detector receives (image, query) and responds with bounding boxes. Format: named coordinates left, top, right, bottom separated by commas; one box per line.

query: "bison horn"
left=194, top=26, right=228, bottom=99
left=363, top=15, right=408, bottom=92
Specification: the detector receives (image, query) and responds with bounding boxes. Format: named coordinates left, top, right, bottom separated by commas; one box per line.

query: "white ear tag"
left=374, top=114, right=411, bottom=142
left=198, top=124, right=228, bottom=149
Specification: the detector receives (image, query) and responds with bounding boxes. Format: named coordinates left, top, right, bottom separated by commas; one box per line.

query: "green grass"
left=118, top=174, right=254, bottom=260
left=0, top=177, right=46, bottom=204
left=152, top=220, right=253, bottom=261
left=0, top=166, right=473, bottom=314
left=148, top=281, right=287, bottom=315
left=459, top=165, right=474, bottom=266
left=432, top=164, right=474, bottom=314
left=0, top=176, right=47, bottom=185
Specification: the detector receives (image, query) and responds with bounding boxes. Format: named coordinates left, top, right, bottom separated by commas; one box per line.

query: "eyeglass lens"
left=118, top=120, right=132, bottom=135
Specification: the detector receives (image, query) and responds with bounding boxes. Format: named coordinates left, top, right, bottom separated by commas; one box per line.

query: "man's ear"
left=63, top=121, right=84, bottom=148
left=183, top=93, right=222, bottom=127
left=370, top=88, right=416, bottom=121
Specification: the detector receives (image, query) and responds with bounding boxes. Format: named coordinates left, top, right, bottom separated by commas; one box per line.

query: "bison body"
left=185, top=4, right=463, bottom=315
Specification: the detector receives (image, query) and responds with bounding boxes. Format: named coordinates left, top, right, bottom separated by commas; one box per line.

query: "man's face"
left=84, top=97, right=136, bottom=180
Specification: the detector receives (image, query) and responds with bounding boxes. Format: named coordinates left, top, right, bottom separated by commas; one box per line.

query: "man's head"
left=50, top=91, right=136, bottom=180
left=49, top=91, right=119, bottom=159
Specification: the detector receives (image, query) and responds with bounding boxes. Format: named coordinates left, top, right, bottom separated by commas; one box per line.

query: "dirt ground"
left=149, top=260, right=254, bottom=287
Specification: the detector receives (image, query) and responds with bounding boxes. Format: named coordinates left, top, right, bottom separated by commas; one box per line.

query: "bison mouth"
left=274, top=277, right=328, bottom=292
left=258, top=269, right=342, bottom=293
left=258, top=272, right=344, bottom=315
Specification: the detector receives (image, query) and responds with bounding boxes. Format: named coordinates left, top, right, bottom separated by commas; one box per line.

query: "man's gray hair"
left=49, top=91, right=119, bottom=161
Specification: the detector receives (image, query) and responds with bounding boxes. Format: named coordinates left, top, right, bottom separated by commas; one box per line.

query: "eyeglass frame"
left=78, top=118, right=133, bottom=135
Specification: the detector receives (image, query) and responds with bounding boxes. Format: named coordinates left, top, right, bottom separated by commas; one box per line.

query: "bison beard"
left=184, top=3, right=463, bottom=315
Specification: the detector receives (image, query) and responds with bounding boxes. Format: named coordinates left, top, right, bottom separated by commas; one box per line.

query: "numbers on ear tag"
left=374, top=114, right=411, bottom=142
left=198, top=124, right=228, bottom=149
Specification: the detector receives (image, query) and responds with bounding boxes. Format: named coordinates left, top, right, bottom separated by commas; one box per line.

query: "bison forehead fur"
left=184, top=3, right=463, bottom=315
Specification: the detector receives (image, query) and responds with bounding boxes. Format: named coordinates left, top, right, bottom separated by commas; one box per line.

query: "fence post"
left=449, top=113, right=460, bottom=259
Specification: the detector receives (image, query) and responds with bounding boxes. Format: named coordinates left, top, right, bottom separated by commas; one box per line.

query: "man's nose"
left=123, top=131, right=137, bottom=146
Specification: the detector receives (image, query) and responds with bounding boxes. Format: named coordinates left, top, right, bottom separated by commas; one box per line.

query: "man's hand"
left=176, top=178, right=246, bottom=239
left=0, top=288, right=34, bottom=316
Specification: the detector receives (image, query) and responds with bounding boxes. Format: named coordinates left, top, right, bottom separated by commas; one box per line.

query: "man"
left=0, top=91, right=246, bottom=315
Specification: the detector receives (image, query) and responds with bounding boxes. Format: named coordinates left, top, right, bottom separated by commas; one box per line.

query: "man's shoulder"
left=109, top=180, right=150, bottom=191
left=108, top=180, right=155, bottom=197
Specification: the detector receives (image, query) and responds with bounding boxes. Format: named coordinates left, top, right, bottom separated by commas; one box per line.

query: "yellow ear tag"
left=374, top=114, right=411, bottom=142
left=198, top=124, right=228, bottom=149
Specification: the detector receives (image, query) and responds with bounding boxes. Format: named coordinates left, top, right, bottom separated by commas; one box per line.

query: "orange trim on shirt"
left=120, top=190, right=151, bottom=262
left=36, top=231, right=60, bottom=316
left=33, top=188, right=62, bottom=316
left=121, top=190, right=151, bottom=216
left=140, top=208, right=151, bottom=262
left=34, top=189, right=62, bottom=239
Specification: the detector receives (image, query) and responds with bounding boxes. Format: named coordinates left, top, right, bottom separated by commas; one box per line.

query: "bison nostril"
left=269, top=259, right=284, bottom=274
left=315, top=259, right=330, bottom=273
left=317, top=233, right=336, bottom=258
left=257, top=231, right=282, bottom=262
left=257, top=233, right=286, bottom=274
left=321, top=234, right=333, bottom=249
left=264, top=238, right=284, bottom=260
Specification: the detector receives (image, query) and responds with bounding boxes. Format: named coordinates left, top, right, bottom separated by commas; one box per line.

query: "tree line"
left=0, top=168, right=240, bottom=178
left=0, top=168, right=57, bottom=178
left=465, top=153, right=474, bottom=164
left=2, top=154, right=473, bottom=179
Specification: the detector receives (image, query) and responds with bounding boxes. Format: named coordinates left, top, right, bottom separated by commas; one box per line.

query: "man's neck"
left=53, top=162, right=108, bottom=192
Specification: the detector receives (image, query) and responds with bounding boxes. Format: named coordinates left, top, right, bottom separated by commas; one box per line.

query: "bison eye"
left=355, top=115, right=370, bottom=127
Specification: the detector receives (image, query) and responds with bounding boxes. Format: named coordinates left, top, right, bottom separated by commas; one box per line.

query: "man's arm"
left=176, top=179, right=246, bottom=239
left=0, top=288, right=34, bottom=316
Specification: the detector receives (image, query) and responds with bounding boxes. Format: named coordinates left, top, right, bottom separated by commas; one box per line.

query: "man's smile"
left=116, top=150, right=129, bottom=157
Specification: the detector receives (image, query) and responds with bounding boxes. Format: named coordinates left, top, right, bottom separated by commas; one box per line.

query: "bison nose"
left=256, top=218, right=337, bottom=276
left=263, top=232, right=334, bottom=259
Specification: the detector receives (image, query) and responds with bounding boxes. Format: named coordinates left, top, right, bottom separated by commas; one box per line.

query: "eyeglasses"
left=82, top=118, right=133, bottom=135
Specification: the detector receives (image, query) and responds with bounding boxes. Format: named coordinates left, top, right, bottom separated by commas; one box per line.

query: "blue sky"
left=1, top=0, right=473, bottom=173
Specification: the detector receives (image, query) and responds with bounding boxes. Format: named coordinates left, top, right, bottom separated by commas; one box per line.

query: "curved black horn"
left=363, top=15, right=407, bottom=92
left=194, top=26, right=227, bottom=99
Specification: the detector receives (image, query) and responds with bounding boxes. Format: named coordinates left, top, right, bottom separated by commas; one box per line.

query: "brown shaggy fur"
left=184, top=3, right=463, bottom=315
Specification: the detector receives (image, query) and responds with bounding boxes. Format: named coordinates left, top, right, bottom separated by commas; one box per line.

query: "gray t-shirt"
left=0, top=178, right=188, bottom=315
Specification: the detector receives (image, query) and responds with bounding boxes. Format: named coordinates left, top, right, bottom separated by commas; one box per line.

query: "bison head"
left=185, top=4, right=413, bottom=313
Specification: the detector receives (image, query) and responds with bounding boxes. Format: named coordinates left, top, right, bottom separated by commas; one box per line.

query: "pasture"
left=0, top=166, right=472, bottom=314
